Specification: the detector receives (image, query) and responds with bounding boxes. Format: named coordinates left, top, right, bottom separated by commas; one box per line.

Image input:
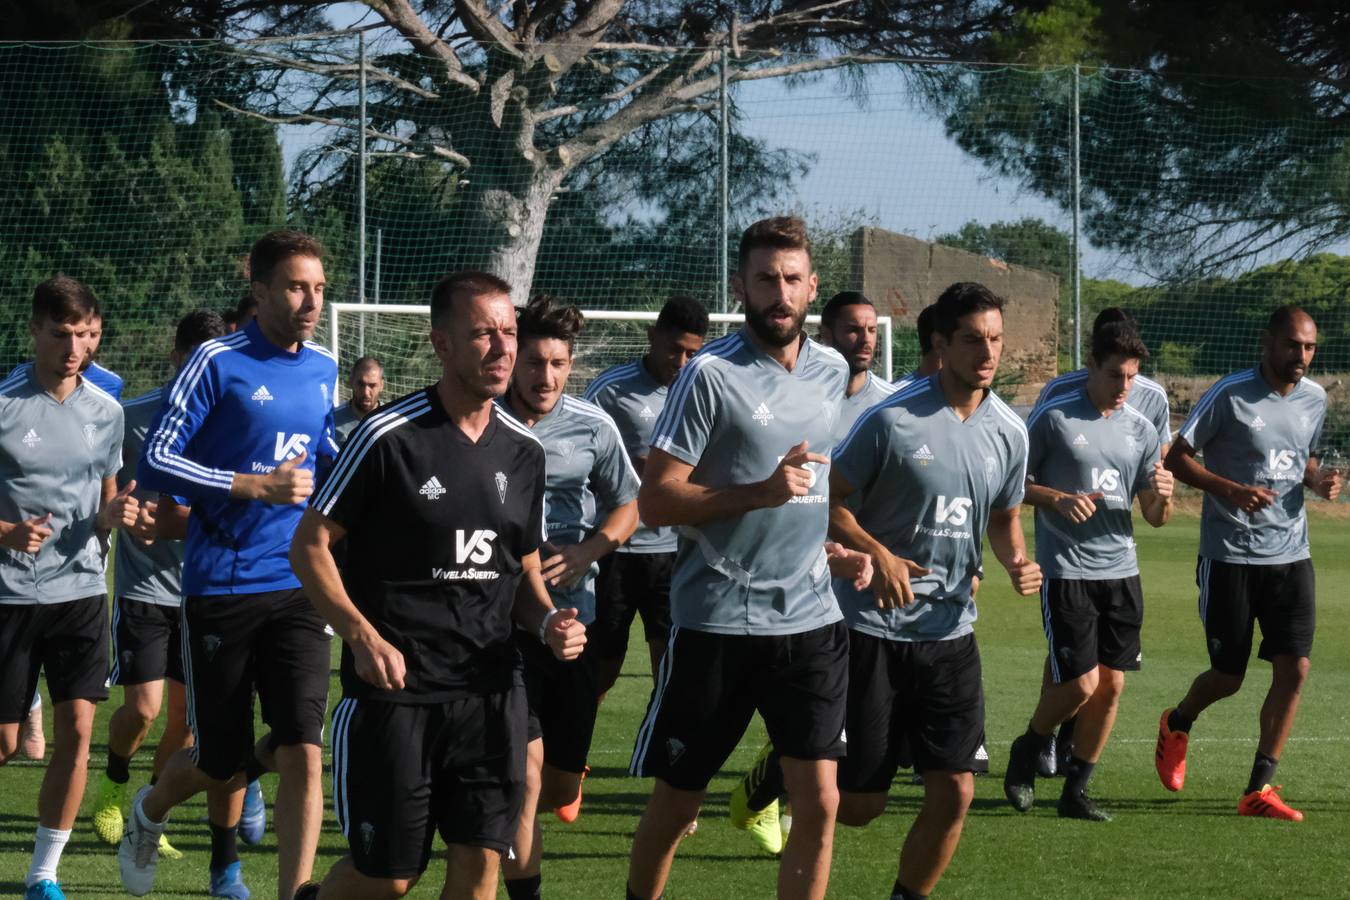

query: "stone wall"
left=851, top=226, right=1059, bottom=404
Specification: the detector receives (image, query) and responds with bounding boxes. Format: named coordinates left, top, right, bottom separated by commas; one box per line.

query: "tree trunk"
left=460, top=166, right=564, bottom=304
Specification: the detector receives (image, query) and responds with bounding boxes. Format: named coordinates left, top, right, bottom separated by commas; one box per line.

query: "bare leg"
left=626, top=780, right=703, bottom=899
left=502, top=738, right=544, bottom=881
left=777, top=757, right=839, bottom=900
left=274, top=741, right=324, bottom=900
left=153, top=680, right=193, bottom=778
left=897, top=770, right=973, bottom=897
left=1069, top=667, right=1125, bottom=764
left=38, top=700, right=96, bottom=829
left=1029, top=669, right=1098, bottom=737
left=1175, top=669, right=1244, bottom=723
left=835, top=790, right=888, bottom=828
left=316, top=856, right=417, bottom=900
left=442, top=845, right=499, bottom=900
left=0, top=722, right=20, bottom=764
left=1258, top=655, right=1309, bottom=759
left=107, top=681, right=164, bottom=761
left=141, top=747, right=219, bottom=822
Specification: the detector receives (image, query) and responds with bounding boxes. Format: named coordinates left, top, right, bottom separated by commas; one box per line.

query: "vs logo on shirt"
left=1091, top=468, right=1121, bottom=492
left=274, top=432, right=311, bottom=461
left=935, top=495, right=973, bottom=526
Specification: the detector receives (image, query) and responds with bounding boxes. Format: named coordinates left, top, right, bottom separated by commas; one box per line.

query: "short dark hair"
left=1266, top=304, right=1312, bottom=334
left=931, top=282, right=1005, bottom=340
left=820, top=291, right=874, bottom=330
left=1090, top=321, right=1149, bottom=364
left=656, top=294, right=710, bottom=337
left=234, top=292, right=258, bottom=318
left=249, top=229, right=325, bottom=287
left=430, top=270, right=512, bottom=329
left=174, top=309, right=229, bottom=354
left=738, top=216, right=811, bottom=270
left=1092, top=306, right=1136, bottom=335
left=517, top=293, right=584, bottom=352
left=350, top=355, right=383, bottom=377
left=32, top=275, right=100, bottom=324
left=916, top=304, right=937, bottom=354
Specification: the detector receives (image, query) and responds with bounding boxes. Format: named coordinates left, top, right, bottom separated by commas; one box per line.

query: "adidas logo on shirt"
left=639, top=405, right=656, bottom=420
left=1251, top=416, right=1266, bottom=431
left=419, top=476, right=447, bottom=500
left=21, top=428, right=40, bottom=447
left=752, top=402, right=774, bottom=426
left=252, top=385, right=275, bottom=404
left=912, top=444, right=935, bottom=461
left=1072, top=433, right=1089, bottom=447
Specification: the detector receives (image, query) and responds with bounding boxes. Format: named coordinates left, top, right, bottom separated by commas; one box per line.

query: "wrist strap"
left=538, top=607, right=560, bottom=644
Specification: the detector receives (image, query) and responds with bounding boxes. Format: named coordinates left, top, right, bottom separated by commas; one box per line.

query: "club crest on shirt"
left=495, top=471, right=508, bottom=504
left=984, top=455, right=998, bottom=485
left=554, top=438, right=576, bottom=461
left=83, top=422, right=98, bottom=445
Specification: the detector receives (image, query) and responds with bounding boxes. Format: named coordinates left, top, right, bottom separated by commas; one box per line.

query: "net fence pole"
left=1071, top=64, right=1082, bottom=371
left=718, top=43, right=730, bottom=314
left=357, top=30, right=368, bottom=354
left=374, top=227, right=382, bottom=304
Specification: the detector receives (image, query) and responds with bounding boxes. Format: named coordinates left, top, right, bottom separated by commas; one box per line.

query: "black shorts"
left=591, top=552, right=674, bottom=657
left=1041, top=576, right=1144, bottom=683
left=1198, top=557, right=1315, bottom=677
left=517, top=633, right=598, bottom=773
left=111, top=597, right=184, bottom=686
left=630, top=621, right=849, bottom=791
left=0, top=595, right=109, bottom=722
left=838, top=630, right=985, bottom=791
left=181, top=589, right=331, bottom=781
left=331, top=685, right=527, bottom=879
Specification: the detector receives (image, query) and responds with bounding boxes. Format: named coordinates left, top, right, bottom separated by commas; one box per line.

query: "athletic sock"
left=1063, top=756, right=1096, bottom=797
left=1058, top=716, right=1077, bottom=745
left=745, top=751, right=784, bottom=813
left=209, top=822, right=240, bottom=870
left=890, top=879, right=928, bottom=900
left=626, top=885, right=661, bottom=900
left=505, top=875, right=542, bottom=900
left=107, top=749, right=132, bottom=784
left=1247, top=752, right=1278, bottom=795
left=26, top=825, right=70, bottom=887
left=1024, top=722, right=1053, bottom=753
left=1167, top=708, right=1194, bottom=734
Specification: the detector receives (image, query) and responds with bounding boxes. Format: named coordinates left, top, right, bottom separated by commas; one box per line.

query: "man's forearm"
left=512, top=565, right=556, bottom=637
left=828, top=502, right=888, bottom=560
left=987, top=508, right=1027, bottom=569
left=1023, top=482, right=1065, bottom=512
left=1166, top=448, right=1240, bottom=501
left=639, top=479, right=766, bottom=528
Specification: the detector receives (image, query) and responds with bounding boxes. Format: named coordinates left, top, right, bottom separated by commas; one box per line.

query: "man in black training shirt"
left=290, top=270, right=586, bottom=900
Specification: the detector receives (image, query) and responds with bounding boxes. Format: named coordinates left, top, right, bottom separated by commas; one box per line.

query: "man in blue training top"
left=120, top=229, right=340, bottom=900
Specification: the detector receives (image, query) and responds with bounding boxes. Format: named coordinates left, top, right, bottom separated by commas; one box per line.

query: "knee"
left=836, top=792, right=887, bottom=827
left=274, top=742, right=323, bottom=779
left=370, top=876, right=418, bottom=900
left=923, top=772, right=973, bottom=821
left=791, top=780, right=840, bottom=822
left=1096, top=669, right=1126, bottom=704
left=1067, top=672, right=1098, bottom=707
left=1276, top=656, right=1311, bottom=688
left=1211, top=671, right=1245, bottom=698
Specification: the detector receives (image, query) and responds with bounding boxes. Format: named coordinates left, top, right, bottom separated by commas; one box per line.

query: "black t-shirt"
left=311, top=386, right=547, bottom=702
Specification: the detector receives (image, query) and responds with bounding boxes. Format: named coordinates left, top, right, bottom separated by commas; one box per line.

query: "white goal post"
left=324, top=302, right=894, bottom=405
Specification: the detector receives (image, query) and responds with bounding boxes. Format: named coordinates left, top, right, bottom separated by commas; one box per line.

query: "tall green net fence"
left=0, top=40, right=1346, bottom=449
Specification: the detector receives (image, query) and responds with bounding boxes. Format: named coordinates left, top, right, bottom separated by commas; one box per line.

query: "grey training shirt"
left=652, top=329, right=848, bottom=636
left=1026, top=389, right=1161, bottom=580
left=1037, top=369, right=1171, bottom=443
left=333, top=402, right=363, bottom=447
left=114, top=387, right=184, bottom=606
left=1179, top=366, right=1326, bottom=564
left=0, top=367, right=124, bottom=604
left=836, top=371, right=900, bottom=444
left=832, top=373, right=1028, bottom=642
left=511, top=394, right=640, bottom=624
left=584, top=358, right=676, bottom=553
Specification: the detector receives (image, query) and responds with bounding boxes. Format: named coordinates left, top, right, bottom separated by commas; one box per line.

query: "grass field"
left=4, top=507, right=1348, bottom=898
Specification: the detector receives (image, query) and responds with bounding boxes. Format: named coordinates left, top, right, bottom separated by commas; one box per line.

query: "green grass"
left=5, top=509, right=1350, bottom=898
